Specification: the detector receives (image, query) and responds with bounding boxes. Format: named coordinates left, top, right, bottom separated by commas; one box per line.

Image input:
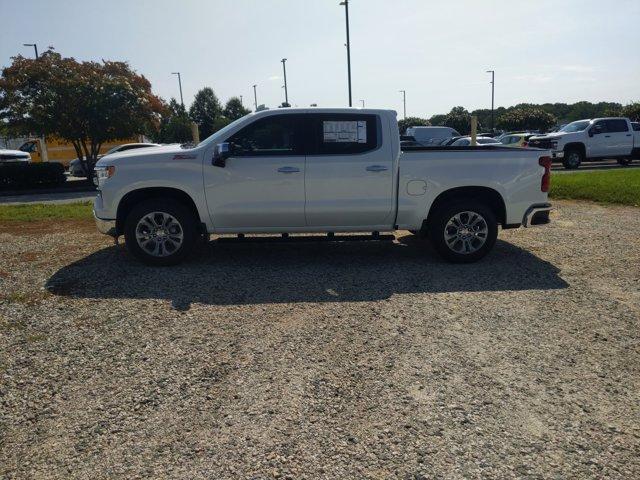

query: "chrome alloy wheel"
left=443, top=211, right=488, bottom=254
left=135, top=211, right=184, bottom=257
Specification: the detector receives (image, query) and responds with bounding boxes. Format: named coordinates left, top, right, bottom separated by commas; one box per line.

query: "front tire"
left=428, top=201, right=498, bottom=263
left=124, top=199, right=197, bottom=266
left=563, top=148, right=583, bottom=169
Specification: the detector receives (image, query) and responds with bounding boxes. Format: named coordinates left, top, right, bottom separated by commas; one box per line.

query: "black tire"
left=428, top=201, right=498, bottom=263
left=124, top=198, right=198, bottom=266
left=617, top=157, right=632, bottom=166
left=563, top=148, right=583, bottom=169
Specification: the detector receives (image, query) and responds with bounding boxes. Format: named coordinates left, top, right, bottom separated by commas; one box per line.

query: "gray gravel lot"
left=1, top=200, right=639, bottom=479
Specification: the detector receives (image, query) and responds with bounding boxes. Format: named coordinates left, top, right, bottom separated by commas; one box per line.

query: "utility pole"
left=253, top=84, right=258, bottom=109
left=23, top=43, right=38, bottom=58
left=281, top=58, right=289, bottom=105
left=486, top=70, right=495, bottom=131
left=340, top=1, right=352, bottom=107
left=172, top=72, right=184, bottom=110
left=240, top=95, right=243, bottom=106
left=399, top=90, right=406, bottom=119
left=360, top=100, right=365, bottom=108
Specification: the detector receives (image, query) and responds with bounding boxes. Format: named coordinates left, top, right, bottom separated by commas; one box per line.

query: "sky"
left=1, top=0, right=639, bottom=118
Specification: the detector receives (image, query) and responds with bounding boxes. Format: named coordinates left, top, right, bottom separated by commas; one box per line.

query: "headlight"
left=94, top=165, right=116, bottom=188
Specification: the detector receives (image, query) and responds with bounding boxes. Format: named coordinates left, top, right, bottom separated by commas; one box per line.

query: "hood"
left=0, top=149, right=31, bottom=161
left=95, top=144, right=186, bottom=166
left=529, top=133, right=564, bottom=140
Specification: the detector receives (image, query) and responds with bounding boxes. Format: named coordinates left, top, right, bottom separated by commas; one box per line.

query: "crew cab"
left=93, top=108, right=552, bottom=265
left=528, top=117, right=640, bottom=169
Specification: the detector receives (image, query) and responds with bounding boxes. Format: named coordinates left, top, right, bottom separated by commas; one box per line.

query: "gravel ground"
left=1, top=200, right=639, bottom=479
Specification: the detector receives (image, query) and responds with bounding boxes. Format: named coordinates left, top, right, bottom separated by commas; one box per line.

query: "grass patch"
left=0, top=201, right=93, bottom=222
left=550, top=169, right=640, bottom=206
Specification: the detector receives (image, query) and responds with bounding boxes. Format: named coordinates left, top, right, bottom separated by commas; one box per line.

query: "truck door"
left=588, top=120, right=609, bottom=157
left=304, top=113, right=394, bottom=227
left=604, top=119, right=633, bottom=156
left=203, top=113, right=307, bottom=230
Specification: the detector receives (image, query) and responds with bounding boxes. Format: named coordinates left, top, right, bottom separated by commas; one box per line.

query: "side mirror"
left=212, top=142, right=231, bottom=167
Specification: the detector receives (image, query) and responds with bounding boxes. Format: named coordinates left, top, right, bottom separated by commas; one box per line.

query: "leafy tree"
left=149, top=98, right=192, bottom=144
left=496, top=107, right=557, bottom=132
left=621, top=102, right=640, bottom=121
left=224, top=97, right=250, bottom=121
left=429, top=114, right=447, bottom=126
left=0, top=49, right=164, bottom=177
left=189, top=87, right=223, bottom=139
left=398, top=116, right=430, bottom=135
left=443, top=106, right=480, bottom=135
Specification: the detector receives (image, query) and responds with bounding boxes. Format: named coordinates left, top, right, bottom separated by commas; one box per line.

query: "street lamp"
left=340, top=0, right=352, bottom=107
left=360, top=100, right=365, bottom=108
left=253, top=84, right=258, bottom=110
left=23, top=43, right=38, bottom=58
left=172, top=72, right=184, bottom=110
left=486, top=70, right=495, bottom=131
left=281, top=58, right=289, bottom=106
left=240, top=95, right=243, bottom=106
left=399, top=90, right=406, bottom=119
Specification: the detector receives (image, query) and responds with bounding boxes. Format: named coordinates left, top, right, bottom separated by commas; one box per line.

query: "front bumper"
left=551, top=150, right=564, bottom=159
left=523, top=203, right=552, bottom=227
left=93, top=210, right=117, bottom=237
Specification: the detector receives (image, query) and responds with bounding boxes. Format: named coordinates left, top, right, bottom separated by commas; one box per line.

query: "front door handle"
left=366, top=165, right=388, bottom=172
left=604, top=135, right=611, bottom=138
left=277, top=166, right=300, bottom=174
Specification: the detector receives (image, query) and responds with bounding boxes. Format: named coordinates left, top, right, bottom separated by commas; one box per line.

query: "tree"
left=189, top=87, right=223, bottom=139
left=429, top=114, right=447, bottom=126
left=443, top=106, right=479, bottom=135
left=149, top=98, right=193, bottom=144
left=0, top=49, right=164, bottom=177
left=496, top=107, right=557, bottom=132
left=224, top=97, right=250, bottom=121
left=398, top=116, right=430, bottom=135
left=621, top=102, right=640, bottom=121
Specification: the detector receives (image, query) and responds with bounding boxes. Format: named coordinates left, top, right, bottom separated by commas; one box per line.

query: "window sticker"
left=323, top=121, right=367, bottom=143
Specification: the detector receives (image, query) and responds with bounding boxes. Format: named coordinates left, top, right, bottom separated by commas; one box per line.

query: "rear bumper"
left=93, top=210, right=117, bottom=237
left=523, top=203, right=552, bottom=227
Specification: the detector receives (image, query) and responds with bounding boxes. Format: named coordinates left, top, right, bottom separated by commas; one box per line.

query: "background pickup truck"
left=93, top=108, right=552, bottom=265
left=528, top=117, right=640, bottom=169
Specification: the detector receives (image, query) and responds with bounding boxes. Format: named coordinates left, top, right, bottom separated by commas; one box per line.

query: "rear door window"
left=605, top=119, right=629, bottom=132
left=309, top=113, right=379, bottom=155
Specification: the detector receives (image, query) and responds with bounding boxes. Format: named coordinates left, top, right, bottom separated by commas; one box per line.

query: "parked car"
left=93, top=108, right=552, bottom=266
left=528, top=117, right=640, bottom=168
left=450, top=136, right=502, bottom=146
left=0, top=149, right=31, bottom=165
left=405, top=126, right=461, bottom=146
left=500, top=133, right=539, bottom=147
left=69, top=143, right=160, bottom=176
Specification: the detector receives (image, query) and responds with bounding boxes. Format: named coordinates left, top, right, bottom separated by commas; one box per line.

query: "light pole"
left=399, top=90, right=406, bottom=119
left=240, top=95, right=243, bottom=106
left=23, top=43, right=38, bottom=58
left=340, top=0, right=352, bottom=107
left=360, top=100, right=365, bottom=108
left=281, top=58, right=289, bottom=106
left=486, top=70, right=495, bottom=131
left=172, top=72, right=184, bottom=110
left=252, top=84, right=258, bottom=110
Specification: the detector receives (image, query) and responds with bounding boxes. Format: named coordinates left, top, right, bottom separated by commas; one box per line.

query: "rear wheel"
left=124, top=199, right=197, bottom=266
left=428, top=201, right=498, bottom=263
left=563, top=148, right=583, bottom=169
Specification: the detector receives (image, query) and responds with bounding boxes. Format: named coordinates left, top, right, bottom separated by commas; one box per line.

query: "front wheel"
left=124, top=199, right=197, bottom=266
left=563, top=149, right=583, bottom=169
left=428, top=202, right=498, bottom=263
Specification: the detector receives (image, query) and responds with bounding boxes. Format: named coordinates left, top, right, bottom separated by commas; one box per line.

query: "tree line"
left=0, top=49, right=250, bottom=176
left=399, top=101, right=640, bottom=135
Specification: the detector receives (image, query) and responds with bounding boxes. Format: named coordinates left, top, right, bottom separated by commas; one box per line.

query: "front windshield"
left=560, top=120, right=590, bottom=133
left=199, top=113, right=252, bottom=146
left=103, top=146, right=120, bottom=156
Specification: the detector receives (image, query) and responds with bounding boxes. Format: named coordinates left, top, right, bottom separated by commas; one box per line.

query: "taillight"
left=539, top=156, right=551, bottom=192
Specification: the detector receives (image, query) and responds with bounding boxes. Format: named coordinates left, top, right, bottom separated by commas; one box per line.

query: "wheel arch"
left=424, top=186, right=506, bottom=230
left=116, top=187, right=203, bottom=235
left=563, top=142, right=586, bottom=156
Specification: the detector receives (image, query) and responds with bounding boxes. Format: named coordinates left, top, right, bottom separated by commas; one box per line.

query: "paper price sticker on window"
left=323, top=121, right=367, bottom=143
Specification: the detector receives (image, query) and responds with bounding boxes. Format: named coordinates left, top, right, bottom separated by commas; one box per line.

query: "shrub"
left=0, top=162, right=66, bottom=189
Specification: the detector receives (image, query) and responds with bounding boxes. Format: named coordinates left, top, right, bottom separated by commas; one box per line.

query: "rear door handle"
left=277, top=166, right=300, bottom=173
left=604, top=135, right=611, bottom=138
left=626, top=134, right=632, bottom=137
left=366, top=165, right=388, bottom=172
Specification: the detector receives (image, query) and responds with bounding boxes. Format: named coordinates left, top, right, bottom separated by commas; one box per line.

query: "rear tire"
left=563, top=148, right=583, bottom=169
left=124, top=199, right=197, bottom=266
left=428, top=201, right=498, bottom=263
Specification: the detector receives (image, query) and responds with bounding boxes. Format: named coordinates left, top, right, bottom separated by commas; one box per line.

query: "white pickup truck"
left=528, top=117, right=640, bottom=169
left=93, top=108, right=552, bottom=265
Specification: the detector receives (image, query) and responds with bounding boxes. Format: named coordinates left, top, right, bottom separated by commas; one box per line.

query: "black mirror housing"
left=212, top=142, right=231, bottom=167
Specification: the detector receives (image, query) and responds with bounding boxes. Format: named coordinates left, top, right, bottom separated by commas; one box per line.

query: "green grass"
left=550, top=169, right=640, bottom=206
left=0, top=201, right=93, bottom=222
